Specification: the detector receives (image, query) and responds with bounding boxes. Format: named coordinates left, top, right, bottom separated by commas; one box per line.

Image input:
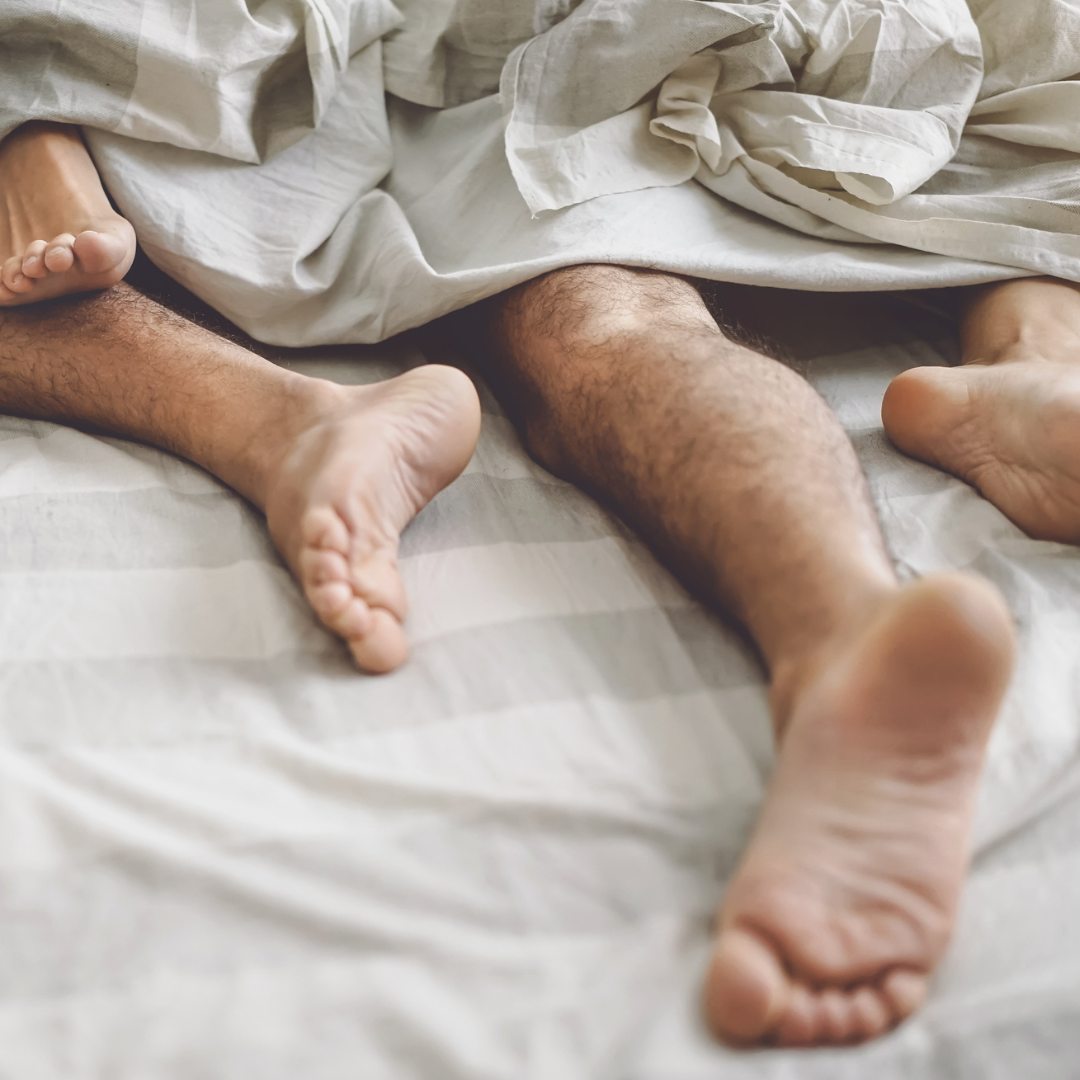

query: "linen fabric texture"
left=7, top=0, right=1080, bottom=341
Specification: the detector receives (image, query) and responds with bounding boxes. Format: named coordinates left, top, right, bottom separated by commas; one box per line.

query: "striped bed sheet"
left=0, top=290, right=1079, bottom=1078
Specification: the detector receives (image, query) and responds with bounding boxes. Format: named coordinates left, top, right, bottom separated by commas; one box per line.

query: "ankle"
left=767, top=585, right=898, bottom=739
left=214, top=371, right=349, bottom=509
left=961, top=279, right=1080, bottom=366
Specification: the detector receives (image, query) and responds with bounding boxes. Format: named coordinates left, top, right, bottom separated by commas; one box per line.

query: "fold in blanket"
left=503, top=0, right=982, bottom=212
left=500, top=0, right=1080, bottom=278
left=0, top=0, right=402, bottom=160
left=10, top=0, right=1078, bottom=342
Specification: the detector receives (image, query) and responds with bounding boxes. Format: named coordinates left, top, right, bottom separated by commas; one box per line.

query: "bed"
left=2, top=277, right=1078, bottom=1078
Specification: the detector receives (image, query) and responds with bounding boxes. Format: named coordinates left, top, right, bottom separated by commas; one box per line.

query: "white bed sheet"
left=1, top=294, right=1079, bottom=1078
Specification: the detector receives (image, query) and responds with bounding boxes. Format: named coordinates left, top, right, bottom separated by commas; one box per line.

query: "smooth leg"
left=0, top=285, right=481, bottom=670
left=0, top=122, right=136, bottom=305
left=483, top=265, right=1014, bottom=1047
left=883, top=277, right=1080, bottom=543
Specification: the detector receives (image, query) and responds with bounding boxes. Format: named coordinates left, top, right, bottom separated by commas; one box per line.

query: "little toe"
left=2, top=254, right=34, bottom=294
left=705, top=927, right=789, bottom=1044
left=22, top=240, right=49, bottom=278
left=42, top=234, right=76, bottom=273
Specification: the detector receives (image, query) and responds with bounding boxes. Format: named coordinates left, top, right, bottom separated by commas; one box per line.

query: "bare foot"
left=704, top=574, right=1014, bottom=1047
left=883, top=359, right=1080, bottom=543
left=263, top=365, right=481, bottom=673
left=0, top=122, right=135, bottom=306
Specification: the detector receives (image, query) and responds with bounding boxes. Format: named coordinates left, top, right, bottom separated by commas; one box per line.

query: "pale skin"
left=5, top=119, right=1079, bottom=1048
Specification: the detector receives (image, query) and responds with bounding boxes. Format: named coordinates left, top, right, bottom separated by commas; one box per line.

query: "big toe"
left=881, top=366, right=973, bottom=465
left=349, top=607, right=410, bottom=674
left=705, top=927, right=789, bottom=1044
left=73, top=222, right=135, bottom=278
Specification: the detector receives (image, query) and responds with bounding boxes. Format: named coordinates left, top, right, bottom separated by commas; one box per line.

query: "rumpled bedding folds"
left=501, top=0, right=1080, bottom=282
left=5, top=0, right=1080, bottom=343
left=0, top=0, right=403, bottom=161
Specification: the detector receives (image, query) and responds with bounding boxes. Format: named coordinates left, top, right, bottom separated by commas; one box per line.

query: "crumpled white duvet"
left=499, top=0, right=1080, bottom=281
left=78, top=0, right=1080, bottom=346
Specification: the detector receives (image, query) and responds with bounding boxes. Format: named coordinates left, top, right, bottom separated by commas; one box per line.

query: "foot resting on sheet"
left=0, top=121, right=135, bottom=306
left=705, top=574, right=1014, bottom=1047
left=263, top=365, right=481, bottom=673
left=882, top=278, right=1080, bottom=544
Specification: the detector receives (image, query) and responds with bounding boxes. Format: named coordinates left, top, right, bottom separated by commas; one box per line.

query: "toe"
left=299, top=533, right=410, bottom=675
left=850, top=985, right=892, bottom=1041
left=705, top=927, right=789, bottom=1044
left=882, top=968, right=928, bottom=1021
left=307, top=580, right=371, bottom=639
left=301, top=505, right=351, bottom=555
left=351, top=553, right=408, bottom=623
left=22, top=240, right=49, bottom=278
left=816, top=987, right=859, bottom=1044
left=775, top=982, right=816, bottom=1046
left=73, top=223, right=134, bottom=279
left=2, top=254, right=34, bottom=293
left=42, top=234, right=76, bottom=273
left=300, top=545, right=351, bottom=591
left=348, top=607, right=409, bottom=674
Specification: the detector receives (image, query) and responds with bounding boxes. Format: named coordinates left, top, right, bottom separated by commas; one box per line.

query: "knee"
left=480, top=264, right=714, bottom=479
left=497, top=263, right=709, bottom=354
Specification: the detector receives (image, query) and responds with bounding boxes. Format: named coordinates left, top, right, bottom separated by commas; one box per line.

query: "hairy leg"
left=481, top=265, right=1014, bottom=1047
left=883, top=277, right=1080, bottom=543
left=0, top=122, right=136, bottom=306
left=0, top=284, right=480, bottom=670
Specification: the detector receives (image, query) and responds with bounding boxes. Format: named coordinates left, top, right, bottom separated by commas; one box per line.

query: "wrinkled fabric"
left=504, top=0, right=983, bottom=211
left=0, top=0, right=402, bottom=161
left=502, top=0, right=1080, bottom=279
left=11, top=0, right=1080, bottom=340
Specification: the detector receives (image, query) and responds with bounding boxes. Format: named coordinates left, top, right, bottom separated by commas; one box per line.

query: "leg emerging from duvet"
left=482, top=265, right=1015, bottom=1048
left=0, top=284, right=480, bottom=671
left=0, top=122, right=136, bottom=305
left=884, top=277, right=1080, bottom=543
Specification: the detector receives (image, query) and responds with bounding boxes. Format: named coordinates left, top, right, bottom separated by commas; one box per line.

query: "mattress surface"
left=1, top=289, right=1078, bottom=1077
